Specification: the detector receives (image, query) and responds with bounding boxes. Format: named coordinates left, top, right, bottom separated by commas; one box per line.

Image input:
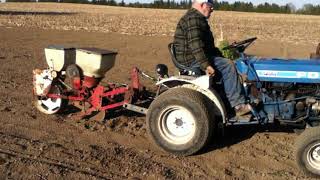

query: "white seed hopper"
left=45, top=46, right=76, bottom=72
left=45, top=46, right=117, bottom=78
left=76, top=47, right=117, bottom=78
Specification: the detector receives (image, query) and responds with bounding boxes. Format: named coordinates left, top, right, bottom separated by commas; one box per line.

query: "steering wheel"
left=222, top=37, right=257, bottom=52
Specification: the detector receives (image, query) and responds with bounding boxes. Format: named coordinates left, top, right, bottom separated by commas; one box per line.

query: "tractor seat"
left=168, top=43, right=202, bottom=76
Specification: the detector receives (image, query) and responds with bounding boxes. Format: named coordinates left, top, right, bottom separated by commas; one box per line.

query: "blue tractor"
left=146, top=37, right=320, bottom=177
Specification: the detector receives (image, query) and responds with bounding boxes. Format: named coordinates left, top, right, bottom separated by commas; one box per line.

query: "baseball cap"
left=193, top=0, right=214, bottom=5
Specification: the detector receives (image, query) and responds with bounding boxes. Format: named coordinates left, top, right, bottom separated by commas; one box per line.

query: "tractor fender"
left=157, top=76, right=226, bottom=123
left=156, top=75, right=210, bottom=89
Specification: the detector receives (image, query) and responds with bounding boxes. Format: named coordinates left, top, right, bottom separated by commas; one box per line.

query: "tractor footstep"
left=230, top=114, right=253, bottom=123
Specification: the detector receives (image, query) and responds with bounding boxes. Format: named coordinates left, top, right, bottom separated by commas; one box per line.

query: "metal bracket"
left=123, top=103, right=148, bottom=114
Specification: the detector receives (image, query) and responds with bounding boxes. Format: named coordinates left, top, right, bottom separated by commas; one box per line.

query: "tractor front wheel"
left=146, top=87, right=214, bottom=156
left=295, top=126, right=320, bottom=178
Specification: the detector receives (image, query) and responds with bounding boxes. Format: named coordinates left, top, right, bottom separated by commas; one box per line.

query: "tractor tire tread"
left=147, top=87, right=214, bottom=156
left=295, top=126, right=320, bottom=178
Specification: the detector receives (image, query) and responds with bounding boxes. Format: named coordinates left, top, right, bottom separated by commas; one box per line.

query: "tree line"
left=4, top=0, right=320, bottom=15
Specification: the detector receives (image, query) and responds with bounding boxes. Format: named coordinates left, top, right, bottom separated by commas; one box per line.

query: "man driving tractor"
left=173, top=0, right=251, bottom=116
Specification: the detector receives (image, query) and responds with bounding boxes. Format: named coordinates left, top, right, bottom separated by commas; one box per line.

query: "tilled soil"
left=0, top=26, right=318, bottom=179
left=1, top=3, right=320, bottom=44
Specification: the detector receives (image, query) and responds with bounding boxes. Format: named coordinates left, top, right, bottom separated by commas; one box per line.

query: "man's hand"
left=206, top=65, right=215, bottom=76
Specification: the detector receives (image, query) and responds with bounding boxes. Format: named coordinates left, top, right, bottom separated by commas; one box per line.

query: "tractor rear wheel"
left=295, top=126, right=320, bottom=178
left=146, top=87, right=214, bottom=156
left=34, top=83, right=67, bottom=114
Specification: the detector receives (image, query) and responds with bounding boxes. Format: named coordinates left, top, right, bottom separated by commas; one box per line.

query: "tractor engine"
left=236, top=58, right=320, bottom=124
left=248, top=81, right=320, bottom=125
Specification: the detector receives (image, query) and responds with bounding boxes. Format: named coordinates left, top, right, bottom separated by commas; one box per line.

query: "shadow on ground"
left=200, top=124, right=296, bottom=155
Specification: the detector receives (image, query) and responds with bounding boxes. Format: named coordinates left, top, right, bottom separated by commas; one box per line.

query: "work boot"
left=235, top=104, right=252, bottom=116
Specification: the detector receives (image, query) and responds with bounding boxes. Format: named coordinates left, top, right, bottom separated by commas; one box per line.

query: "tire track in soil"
left=0, top=132, right=125, bottom=179
left=0, top=148, right=116, bottom=179
left=0, top=131, right=194, bottom=179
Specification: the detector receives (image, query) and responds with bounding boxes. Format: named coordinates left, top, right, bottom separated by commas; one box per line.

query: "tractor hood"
left=236, top=58, right=320, bottom=83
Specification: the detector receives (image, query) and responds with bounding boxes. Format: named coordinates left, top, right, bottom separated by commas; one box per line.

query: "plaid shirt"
left=173, top=8, right=222, bottom=71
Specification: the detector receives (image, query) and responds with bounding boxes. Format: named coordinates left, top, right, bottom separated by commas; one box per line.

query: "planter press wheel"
left=34, top=84, right=67, bottom=114
left=295, top=126, right=320, bottom=178
left=146, top=87, right=214, bottom=156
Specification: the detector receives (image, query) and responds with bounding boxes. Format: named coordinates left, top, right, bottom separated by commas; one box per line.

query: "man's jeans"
left=190, top=57, right=246, bottom=107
